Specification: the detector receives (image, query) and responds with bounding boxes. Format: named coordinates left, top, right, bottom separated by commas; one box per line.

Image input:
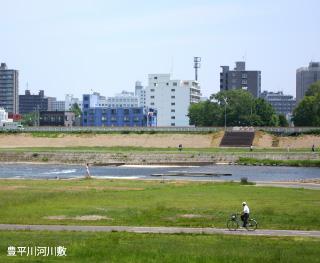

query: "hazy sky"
left=1, top=0, right=319, bottom=100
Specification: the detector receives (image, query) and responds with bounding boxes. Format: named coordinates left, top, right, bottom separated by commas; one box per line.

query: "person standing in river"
left=312, top=145, right=315, bottom=153
left=85, top=163, right=91, bottom=178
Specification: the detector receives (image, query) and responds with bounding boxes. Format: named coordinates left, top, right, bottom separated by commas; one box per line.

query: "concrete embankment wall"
left=0, top=151, right=319, bottom=166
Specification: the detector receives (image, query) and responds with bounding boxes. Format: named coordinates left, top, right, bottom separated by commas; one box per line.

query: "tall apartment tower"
left=296, top=62, right=320, bottom=103
left=220, top=61, right=261, bottom=98
left=0, top=63, right=19, bottom=114
left=145, top=74, right=201, bottom=127
left=135, top=81, right=146, bottom=107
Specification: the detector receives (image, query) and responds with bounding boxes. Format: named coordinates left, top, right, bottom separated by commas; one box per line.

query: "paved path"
left=1, top=224, right=319, bottom=237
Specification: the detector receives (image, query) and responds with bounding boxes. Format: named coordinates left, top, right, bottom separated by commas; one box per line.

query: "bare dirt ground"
left=0, top=131, right=319, bottom=149
left=252, top=131, right=320, bottom=149
left=0, top=132, right=222, bottom=148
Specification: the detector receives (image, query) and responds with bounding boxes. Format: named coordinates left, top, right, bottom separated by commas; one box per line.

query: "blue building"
left=82, top=94, right=157, bottom=127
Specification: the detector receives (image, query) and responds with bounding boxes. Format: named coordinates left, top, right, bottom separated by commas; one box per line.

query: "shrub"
left=32, top=153, right=39, bottom=157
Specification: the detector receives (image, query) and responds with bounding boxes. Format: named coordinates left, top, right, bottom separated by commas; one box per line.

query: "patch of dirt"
left=0, top=185, right=28, bottom=190
left=43, top=215, right=114, bottom=220
left=50, top=186, right=145, bottom=191
left=177, top=214, right=217, bottom=219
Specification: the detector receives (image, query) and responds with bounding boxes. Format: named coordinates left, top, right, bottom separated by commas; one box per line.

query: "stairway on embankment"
left=219, top=132, right=255, bottom=147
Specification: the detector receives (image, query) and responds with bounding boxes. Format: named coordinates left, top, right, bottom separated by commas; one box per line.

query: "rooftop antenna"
left=193, top=57, right=201, bottom=81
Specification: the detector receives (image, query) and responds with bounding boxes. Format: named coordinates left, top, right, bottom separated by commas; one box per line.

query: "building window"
left=171, top=116, right=175, bottom=119
left=133, top=117, right=139, bottom=122
left=89, top=117, right=94, bottom=121
left=50, top=116, right=56, bottom=122
left=124, top=124, right=130, bottom=127
left=171, top=89, right=175, bottom=92
left=111, top=109, right=117, bottom=114
left=124, top=109, right=129, bottom=114
left=154, top=76, right=158, bottom=79
left=171, top=123, right=175, bottom=126
left=171, top=96, right=175, bottom=99
left=57, top=116, right=63, bottom=123
left=173, top=82, right=177, bottom=86
left=154, top=83, right=157, bottom=86
left=133, top=109, right=141, bottom=114
left=111, top=117, right=117, bottom=121
left=102, top=109, right=107, bottom=114
left=43, top=116, right=49, bottom=122
left=242, top=79, right=247, bottom=84
left=242, top=73, right=247, bottom=78
left=166, top=83, right=169, bottom=85
left=151, top=103, right=155, bottom=106
left=171, top=103, right=175, bottom=106
left=124, top=117, right=129, bottom=121
left=89, top=109, right=94, bottom=114
left=84, top=97, right=89, bottom=101
left=84, top=104, right=89, bottom=108
left=151, top=96, right=154, bottom=99
left=171, top=109, right=175, bottom=112
left=102, top=116, right=107, bottom=121
left=151, top=89, right=155, bottom=92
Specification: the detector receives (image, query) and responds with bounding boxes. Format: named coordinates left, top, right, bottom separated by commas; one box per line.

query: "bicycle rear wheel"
left=227, top=220, right=238, bottom=231
left=246, top=219, right=257, bottom=231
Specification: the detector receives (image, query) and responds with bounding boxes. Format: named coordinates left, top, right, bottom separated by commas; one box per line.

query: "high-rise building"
left=19, top=90, right=52, bottom=115
left=261, top=91, right=296, bottom=115
left=145, top=74, right=201, bottom=127
left=296, top=62, right=320, bottom=103
left=0, top=63, right=19, bottom=114
left=135, top=81, right=146, bottom=107
left=220, top=61, right=261, bottom=98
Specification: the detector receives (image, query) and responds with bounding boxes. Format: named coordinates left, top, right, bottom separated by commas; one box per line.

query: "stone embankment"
left=280, top=178, right=320, bottom=184
left=0, top=151, right=319, bottom=166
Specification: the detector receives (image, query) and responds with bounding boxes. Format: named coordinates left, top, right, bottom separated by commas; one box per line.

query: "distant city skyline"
left=1, top=0, right=319, bottom=100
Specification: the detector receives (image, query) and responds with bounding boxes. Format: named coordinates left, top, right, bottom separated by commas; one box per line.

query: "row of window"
left=42, top=116, right=70, bottom=123
left=151, top=102, right=176, bottom=106
left=86, top=109, right=142, bottom=115
left=150, top=96, right=175, bottom=99
left=150, top=89, right=176, bottom=92
left=87, top=116, right=141, bottom=122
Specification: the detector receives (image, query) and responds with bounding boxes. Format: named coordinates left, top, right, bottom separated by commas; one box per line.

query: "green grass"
left=238, top=157, right=320, bottom=166
left=0, top=180, right=319, bottom=230
left=0, top=230, right=319, bottom=263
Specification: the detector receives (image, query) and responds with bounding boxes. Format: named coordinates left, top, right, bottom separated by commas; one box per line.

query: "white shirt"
left=243, top=205, right=250, bottom=214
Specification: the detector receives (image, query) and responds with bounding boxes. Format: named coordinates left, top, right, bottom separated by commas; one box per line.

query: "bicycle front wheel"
left=227, top=220, right=238, bottom=231
left=246, top=219, right=257, bottom=231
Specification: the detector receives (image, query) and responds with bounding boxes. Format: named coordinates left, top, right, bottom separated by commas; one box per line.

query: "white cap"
left=242, top=202, right=246, bottom=205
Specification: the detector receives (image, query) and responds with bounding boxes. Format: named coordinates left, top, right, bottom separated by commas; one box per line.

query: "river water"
left=0, top=164, right=319, bottom=181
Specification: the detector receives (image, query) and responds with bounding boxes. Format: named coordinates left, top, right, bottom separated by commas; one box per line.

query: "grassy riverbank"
left=1, top=179, right=319, bottom=230
left=1, top=230, right=319, bottom=263
left=238, top=157, right=320, bottom=166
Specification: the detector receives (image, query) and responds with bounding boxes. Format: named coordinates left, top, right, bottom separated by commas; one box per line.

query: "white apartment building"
left=146, top=74, right=201, bottom=127
left=65, top=94, right=82, bottom=111
left=99, top=90, right=139, bottom=107
left=0, top=107, right=9, bottom=126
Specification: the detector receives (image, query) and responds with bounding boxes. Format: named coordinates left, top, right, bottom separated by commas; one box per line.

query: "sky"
left=1, top=0, right=319, bottom=100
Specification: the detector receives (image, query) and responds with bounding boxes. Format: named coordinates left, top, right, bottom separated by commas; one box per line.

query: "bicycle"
left=227, top=213, right=257, bottom=231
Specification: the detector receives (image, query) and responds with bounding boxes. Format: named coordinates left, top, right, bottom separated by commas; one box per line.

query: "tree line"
left=188, top=89, right=288, bottom=127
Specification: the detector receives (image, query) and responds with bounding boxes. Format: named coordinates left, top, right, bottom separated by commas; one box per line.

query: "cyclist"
left=238, top=202, right=250, bottom=229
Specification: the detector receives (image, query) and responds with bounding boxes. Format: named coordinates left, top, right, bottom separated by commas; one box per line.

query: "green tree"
left=70, top=102, right=82, bottom=117
left=278, top=114, right=289, bottom=127
left=212, top=90, right=255, bottom=127
left=188, top=100, right=221, bottom=126
left=292, top=94, right=320, bottom=126
left=254, top=98, right=276, bottom=126
left=269, top=115, right=280, bottom=127
left=21, top=111, right=36, bottom=126
left=305, top=80, right=320, bottom=97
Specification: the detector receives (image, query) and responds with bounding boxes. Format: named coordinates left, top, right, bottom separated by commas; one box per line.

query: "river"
left=0, top=164, right=319, bottom=181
